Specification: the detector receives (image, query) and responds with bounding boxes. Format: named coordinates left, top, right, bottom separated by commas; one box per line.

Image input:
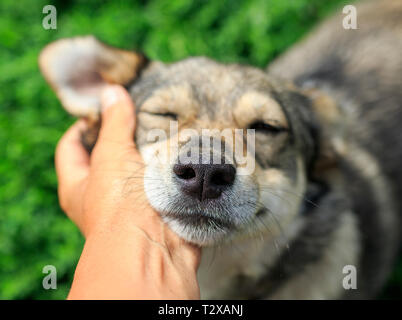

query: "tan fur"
left=233, top=92, right=288, bottom=129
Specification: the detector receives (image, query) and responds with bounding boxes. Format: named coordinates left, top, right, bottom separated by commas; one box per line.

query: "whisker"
left=258, top=184, right=320, bottom=208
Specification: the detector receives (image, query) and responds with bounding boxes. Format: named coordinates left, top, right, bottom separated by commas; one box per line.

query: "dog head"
left=40, top=36, right=344, bottom=246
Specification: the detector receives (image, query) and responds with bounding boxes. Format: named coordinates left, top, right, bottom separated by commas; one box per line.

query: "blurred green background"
left=0, top=0, right=401, bottom=299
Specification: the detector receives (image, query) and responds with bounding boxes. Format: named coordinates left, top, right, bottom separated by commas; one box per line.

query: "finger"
left=97, top=85, right=137, bottom=148
left=55, top=119, right=90, bottom=198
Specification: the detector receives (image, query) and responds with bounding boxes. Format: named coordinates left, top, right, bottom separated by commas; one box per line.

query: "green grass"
left=0, top=0, right=400, bottom=299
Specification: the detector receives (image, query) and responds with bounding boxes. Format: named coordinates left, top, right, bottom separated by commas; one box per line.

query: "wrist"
left=70, top=222, right=200, bottom=299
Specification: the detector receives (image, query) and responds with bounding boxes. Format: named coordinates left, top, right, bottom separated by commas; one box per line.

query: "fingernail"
left=101, top=85, right=125, bottom=112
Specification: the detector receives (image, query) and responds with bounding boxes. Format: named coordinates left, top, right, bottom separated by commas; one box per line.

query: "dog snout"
left=173, top=163, right=236, bottom=201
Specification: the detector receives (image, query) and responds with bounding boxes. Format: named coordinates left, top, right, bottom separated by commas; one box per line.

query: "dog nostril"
left=209, top=165, right=236, bottom=186
left=173, top=163, right=236, bottom=201
left=173, top=164, right=196, bottom=180
left=178, top=168, right=196, bottom=179
left=211, top=170, right=232, bottom=186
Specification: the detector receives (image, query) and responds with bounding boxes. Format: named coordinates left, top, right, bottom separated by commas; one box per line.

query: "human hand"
left=55, top=85, right=200, bottom=299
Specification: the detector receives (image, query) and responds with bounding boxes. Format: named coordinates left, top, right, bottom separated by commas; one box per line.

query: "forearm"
left=68, top=218, right=200, bottom=300
left=58, top=85, right=201, bottom=300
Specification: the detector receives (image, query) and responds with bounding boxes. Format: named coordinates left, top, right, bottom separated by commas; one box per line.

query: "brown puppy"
left=40, top=0, right=402, bottom=299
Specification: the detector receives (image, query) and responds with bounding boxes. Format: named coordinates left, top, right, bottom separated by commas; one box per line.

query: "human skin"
left=55, top=85, right=201, bottom=299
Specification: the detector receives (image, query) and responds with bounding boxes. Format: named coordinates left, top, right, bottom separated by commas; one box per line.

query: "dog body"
left=267, top=0, right=402, bottom=298
left=40, top=0, right=402, bottom=299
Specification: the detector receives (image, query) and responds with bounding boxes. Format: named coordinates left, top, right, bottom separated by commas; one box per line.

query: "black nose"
left=173, top=163, right=236, bottom=201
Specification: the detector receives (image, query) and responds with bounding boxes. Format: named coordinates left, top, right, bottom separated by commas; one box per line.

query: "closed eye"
left=141, top=111, right=178, bottom=120
left=248, top=121, right=288, bottom=134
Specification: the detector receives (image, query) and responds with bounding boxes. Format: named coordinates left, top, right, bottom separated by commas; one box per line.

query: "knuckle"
left=57, top=186, right=71, bottom=212
left=58, top=195, right=69, bottom=213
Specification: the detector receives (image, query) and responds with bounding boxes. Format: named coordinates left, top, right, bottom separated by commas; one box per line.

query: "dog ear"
left=302, top=88, right=347, bottom=178
left=39, top=36, right=148, bottom=120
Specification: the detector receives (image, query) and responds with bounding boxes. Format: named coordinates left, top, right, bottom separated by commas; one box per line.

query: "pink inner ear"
left=39, top=36, right=113, bottom=119
left=55, top=63, right=107, bottom=119
left=39, top=35, right=144, bottom=120
left=69, top=70, right=106, bottom=96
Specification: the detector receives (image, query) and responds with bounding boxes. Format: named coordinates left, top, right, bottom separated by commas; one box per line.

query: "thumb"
left=97, top=85, right=136, bottom=148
